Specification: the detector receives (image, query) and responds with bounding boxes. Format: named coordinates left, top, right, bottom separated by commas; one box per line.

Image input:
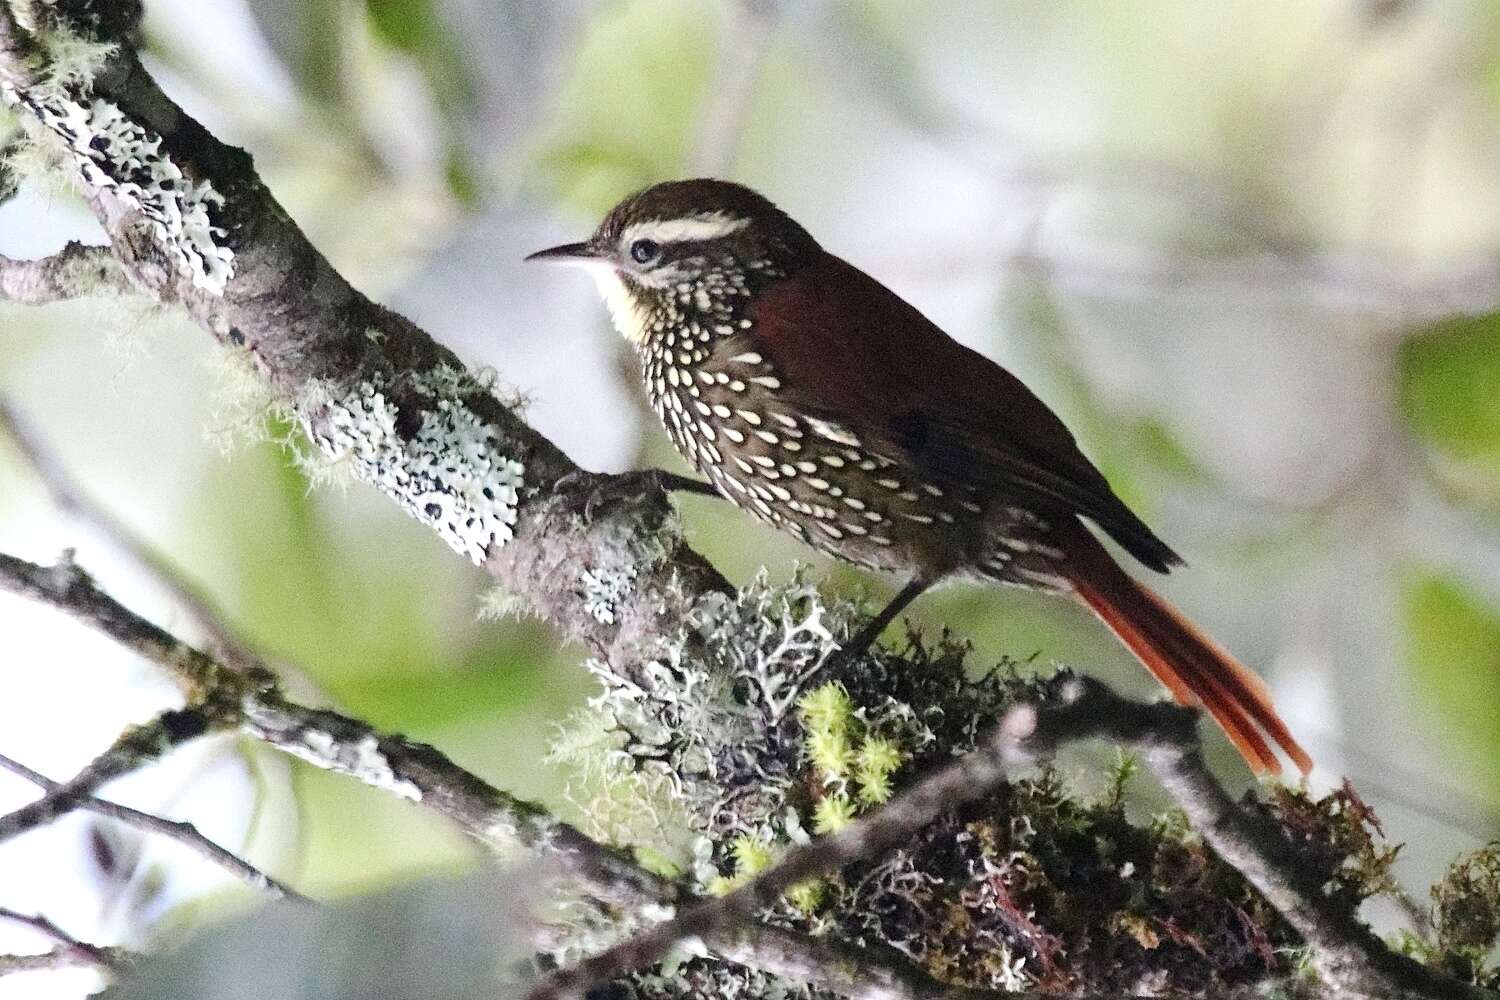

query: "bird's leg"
left=647, top=470, right=723, bottom=497
left=820, top=576, right=930, bottom=677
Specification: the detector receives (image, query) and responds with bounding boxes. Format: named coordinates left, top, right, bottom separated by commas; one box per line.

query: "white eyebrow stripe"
left=622, top=212, right=750, bottom=245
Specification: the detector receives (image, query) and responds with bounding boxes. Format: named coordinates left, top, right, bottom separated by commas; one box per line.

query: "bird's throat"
left=591, top=269, right=655, bottom=348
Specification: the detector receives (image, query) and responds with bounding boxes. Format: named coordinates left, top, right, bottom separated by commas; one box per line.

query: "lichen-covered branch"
left=0, top=548, right=988, bottom=1000
left=1006, top=679, right=1496, bottom=1000
left=0, top=4, right=725, bottom=685
left=0, top=751, right=306, bottom=902
left=2, top=8, right=1496, bottom=1000
left=0, top=241, right=131, bottom=303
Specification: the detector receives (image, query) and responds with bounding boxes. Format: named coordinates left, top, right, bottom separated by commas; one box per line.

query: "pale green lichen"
left=297, top=368, right=525, bottom=564
left=5, top=47, right=236, bottom=294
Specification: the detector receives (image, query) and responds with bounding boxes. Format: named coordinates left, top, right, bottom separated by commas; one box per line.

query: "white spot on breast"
left=729, top=352, right=763, bottom=365
left=722, top=427, right=746, bottom=443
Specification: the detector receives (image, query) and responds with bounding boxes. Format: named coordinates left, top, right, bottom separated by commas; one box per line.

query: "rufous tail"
left=1061, top=529, right=1313, bottom=776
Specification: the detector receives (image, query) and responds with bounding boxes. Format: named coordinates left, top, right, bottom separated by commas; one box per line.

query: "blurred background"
left=3, top=0, right=1499, bottom=994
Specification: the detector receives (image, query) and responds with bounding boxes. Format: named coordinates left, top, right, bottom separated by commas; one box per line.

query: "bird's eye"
left=629, top=239, right=661, bottom=265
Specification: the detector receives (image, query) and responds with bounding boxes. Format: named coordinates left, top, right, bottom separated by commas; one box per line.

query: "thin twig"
left=0, top=703, right=230, bottom=844
left=0, top=548, right=988, bottom=1000
left=0, top=751, right=307, bottom=902
left=0, top=907, right=130, bottom=974
left=0, top=947, right=102, bottom=975
left=0, top=399, right=264, bottom=673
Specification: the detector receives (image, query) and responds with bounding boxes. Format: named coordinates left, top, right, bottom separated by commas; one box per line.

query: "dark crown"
left=595, top=179, right=821, bottom=269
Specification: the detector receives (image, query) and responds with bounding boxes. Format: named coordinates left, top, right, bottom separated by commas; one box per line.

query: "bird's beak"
left=524, top=241, right=601, bottom=265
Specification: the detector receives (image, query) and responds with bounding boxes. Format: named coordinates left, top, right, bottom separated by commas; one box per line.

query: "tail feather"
left=1062, top=532, right=1313, bottom=776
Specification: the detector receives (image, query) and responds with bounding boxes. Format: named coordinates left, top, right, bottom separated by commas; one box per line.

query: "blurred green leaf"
left=1401, top=569, right=1500, bottom=802
left=1399, top=314, right=1500, bottom=505
left=364, top=0, right=480, bottom=203
left=249, top=0, right=344, bottom=105
left=531, top=0, right=725, bottom=215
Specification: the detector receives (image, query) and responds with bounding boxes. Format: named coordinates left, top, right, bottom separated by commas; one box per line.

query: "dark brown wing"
left=748, top=254, right=1183, bottom=573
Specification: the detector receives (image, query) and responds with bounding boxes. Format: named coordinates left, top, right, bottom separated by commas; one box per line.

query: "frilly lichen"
left=1, top=16, right=234, bottom=295
left=298, top=365, right=525, bottom=565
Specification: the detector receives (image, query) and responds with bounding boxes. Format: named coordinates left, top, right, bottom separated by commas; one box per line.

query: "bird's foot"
left=556, top=469, right=721, bottom=522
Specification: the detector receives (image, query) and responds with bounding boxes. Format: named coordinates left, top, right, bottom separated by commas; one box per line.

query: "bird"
left=527, top=178, right=1312, bottom=776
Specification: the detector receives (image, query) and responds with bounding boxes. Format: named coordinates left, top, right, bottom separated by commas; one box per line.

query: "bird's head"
left=527, top=179, right=819, bottom=345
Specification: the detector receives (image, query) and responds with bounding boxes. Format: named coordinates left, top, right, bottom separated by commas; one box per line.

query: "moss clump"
left=1429, top=843, right=1500, bottom=986
left=1257, top=779, right=1401, bottom=912
left=546, top=577, right=1431, bottom=999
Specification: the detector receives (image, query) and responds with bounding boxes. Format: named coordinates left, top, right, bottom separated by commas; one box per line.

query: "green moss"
left=1259, top=780, right=1400, bottom=912
left=1431, top=843, right=1500, bottom=985
left=811, top=793, right=856, bottom=836
left=545, top=578, right=1438, bottom=998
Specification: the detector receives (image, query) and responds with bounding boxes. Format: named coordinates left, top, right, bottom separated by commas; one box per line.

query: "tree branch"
left=0, top=751, right=306, bottom=902
left=0, top=15, right=726, bottom=687
left=0, top=548, right=987, bottom=1000
left=0, top=242, right=133, bottom=304
left=0, top=907, right=131, bottom=975
left=1, top=12, right=1490, bottom=1000
left=0, top=701, right=230, bottom=844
